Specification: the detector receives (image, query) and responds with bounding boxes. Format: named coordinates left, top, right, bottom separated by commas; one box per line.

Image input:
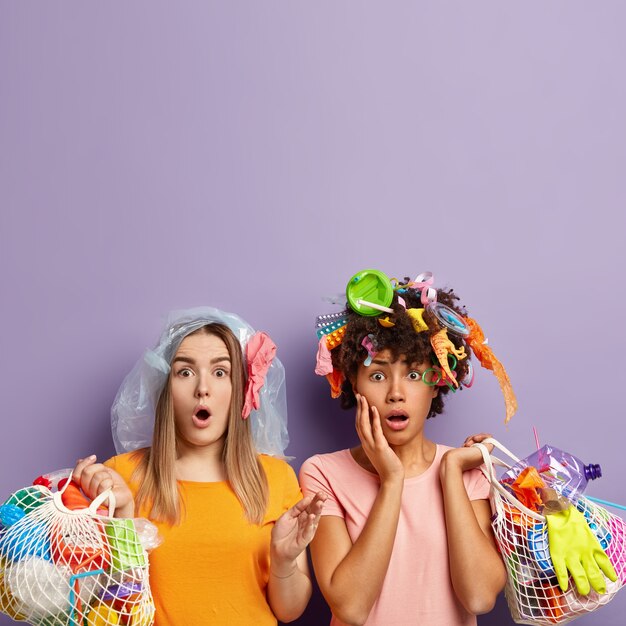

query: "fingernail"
left=88, top=454, right=96, bottom=460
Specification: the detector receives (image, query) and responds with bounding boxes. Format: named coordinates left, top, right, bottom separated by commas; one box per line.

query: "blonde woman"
left=73, top=307, right=325, bottom=625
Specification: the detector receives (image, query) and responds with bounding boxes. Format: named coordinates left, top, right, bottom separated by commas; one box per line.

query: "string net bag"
left=475, top=439, right=626, bottom=625
left=0, top=470, right=158, bottom=626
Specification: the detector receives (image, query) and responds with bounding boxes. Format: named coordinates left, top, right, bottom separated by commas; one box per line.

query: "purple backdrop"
left=1, top=3, right=625, bottom=625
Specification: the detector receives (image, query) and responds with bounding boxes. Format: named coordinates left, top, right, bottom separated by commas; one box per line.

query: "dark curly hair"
left=332, top=279, right=470, bottom=418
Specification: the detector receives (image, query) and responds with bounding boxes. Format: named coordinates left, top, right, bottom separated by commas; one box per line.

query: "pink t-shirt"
left=299, top=445, right=491, bottom=626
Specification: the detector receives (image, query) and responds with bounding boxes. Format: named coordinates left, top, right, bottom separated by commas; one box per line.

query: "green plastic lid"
left=346, top=269, right=394, bottom=316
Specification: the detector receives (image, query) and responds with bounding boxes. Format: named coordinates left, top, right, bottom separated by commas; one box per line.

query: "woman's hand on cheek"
left=73, top=455, right=135, bottom=518
left=355, top=394, right=404, bottom=483
left=270, top=492, right=326, bottom=575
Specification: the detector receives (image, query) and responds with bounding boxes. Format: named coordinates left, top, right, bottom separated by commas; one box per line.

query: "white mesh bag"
left=475, top=438, right=626, bottom=625
left=0, top=470, right=156, bottom=626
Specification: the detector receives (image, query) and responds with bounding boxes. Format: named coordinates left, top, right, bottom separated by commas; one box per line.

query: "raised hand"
left=72, top=455, right=135, bottom=518
left=355, top=394, right=404, bottom=482
left=270, top=492, right=326, bottom=576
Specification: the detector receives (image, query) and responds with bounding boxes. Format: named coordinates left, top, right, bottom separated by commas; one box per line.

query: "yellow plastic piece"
left=378, top=316, right=395, bottom=328
left=0, top=559, right=26, bottom=620
left=128, top=602, right=154, bottom=626
left=85, top=602, right=121, bottom=626
left=325, top=325, right=346, bottom=349
left=406, top=308, right=428, bottom=333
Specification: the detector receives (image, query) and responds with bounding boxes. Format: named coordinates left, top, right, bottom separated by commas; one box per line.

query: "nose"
left=386, top=377, right=405, bottom=403
left=195, top=374, right=211, bottom=398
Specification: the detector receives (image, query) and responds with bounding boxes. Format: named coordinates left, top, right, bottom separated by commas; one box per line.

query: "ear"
left=431, top=386, right=439, bottom=399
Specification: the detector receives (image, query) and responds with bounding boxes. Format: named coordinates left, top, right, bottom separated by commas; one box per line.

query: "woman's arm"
left=267, top=492, right=325, bottom=622
left=308, top=395, right=405, bottom=626
left=439, top=435, right=506, bottom=615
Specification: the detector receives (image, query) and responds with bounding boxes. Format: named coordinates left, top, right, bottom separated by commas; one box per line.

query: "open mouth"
left=385, top=411, right=409, bottom=431
left=195, top=408, right=210, bottom=421
left=386, top=413, right=408, bottom=422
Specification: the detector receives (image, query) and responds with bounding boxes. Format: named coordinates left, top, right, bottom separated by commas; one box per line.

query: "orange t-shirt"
left=105, top=452, right=301, bottom=626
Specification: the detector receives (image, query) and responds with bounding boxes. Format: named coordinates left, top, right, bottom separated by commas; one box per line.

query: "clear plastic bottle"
left=500, top=444, right=602, bottom=502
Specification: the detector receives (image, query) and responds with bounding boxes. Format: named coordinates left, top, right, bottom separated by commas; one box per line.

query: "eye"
left=370, top=372, right=385, bottom=382
left=408, top=371, right=421, bottom=381
left=177, top=368, right=193, bottom=378
left=214, top=368, right=230, bottom=378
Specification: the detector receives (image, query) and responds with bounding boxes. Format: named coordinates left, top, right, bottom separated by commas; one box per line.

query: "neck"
left=175, top=438, right=227, bottom=482
left=390, top=436, right=436, bottom=475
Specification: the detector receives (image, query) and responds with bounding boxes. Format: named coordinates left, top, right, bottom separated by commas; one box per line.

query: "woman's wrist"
left=439, top=449, right=460, bottom=474
left=379, top=473, right=405, bottom=490
left=114, top=502, right=135, bottom=518
left=269, top=556, right=299, bottom=579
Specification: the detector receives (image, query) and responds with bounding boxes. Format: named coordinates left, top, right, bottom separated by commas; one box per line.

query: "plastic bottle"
left=501, top=444, right=602, bottom=502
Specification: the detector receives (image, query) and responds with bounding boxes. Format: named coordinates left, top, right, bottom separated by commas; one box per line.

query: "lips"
left=384, top=410, right=409, bottom=431
left=192, top=406, right=212, bottom=428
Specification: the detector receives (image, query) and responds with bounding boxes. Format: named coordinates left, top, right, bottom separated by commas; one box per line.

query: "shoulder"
left=258, top=454, right=300, bottom=491
left=258, top=455, right=302, bottom=512
left=300, top=449, right=351, bottom=474
left=258, top=453, right=296, bottom=478
left=104, top=449, right=147, bottom=482
left=299, top=449, right=361, bottom=491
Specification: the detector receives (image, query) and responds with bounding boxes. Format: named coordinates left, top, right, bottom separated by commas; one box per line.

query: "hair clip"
left=361, top=334, right=378, bottom=366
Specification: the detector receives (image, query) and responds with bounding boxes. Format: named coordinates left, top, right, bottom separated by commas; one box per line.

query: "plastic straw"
left=533, top=425, right=540, bottom=451
left=587, top=496, right=626, bottom=512
left=356, top=299, right=394, bottom=313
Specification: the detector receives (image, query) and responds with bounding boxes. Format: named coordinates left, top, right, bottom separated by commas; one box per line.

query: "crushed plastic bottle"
left=501, top=444, right=601, bottom=502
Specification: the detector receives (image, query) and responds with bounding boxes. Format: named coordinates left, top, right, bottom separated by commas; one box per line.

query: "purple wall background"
left=2, top=3, right=625, bottom=624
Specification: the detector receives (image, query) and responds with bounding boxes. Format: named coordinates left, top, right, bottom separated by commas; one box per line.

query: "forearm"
left=267, top=554, right=311, bottom=623
left=440, top=459, right=506, bottom=614
left=317, top=480, right=403, bottom=625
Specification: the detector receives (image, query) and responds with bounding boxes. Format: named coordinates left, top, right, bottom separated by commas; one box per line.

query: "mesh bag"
left=476, top=439, right=626, bottom=625
left=0, top=470, right=156, bottom=626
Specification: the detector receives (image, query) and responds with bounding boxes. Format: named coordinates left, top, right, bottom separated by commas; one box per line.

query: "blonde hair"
left=132, top=323, right=269, bottom=525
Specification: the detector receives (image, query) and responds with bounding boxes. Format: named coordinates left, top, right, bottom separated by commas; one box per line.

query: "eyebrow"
left=371, top=359, right=391, bottom=365
left=172, top=355, right=231, bottom=365
left=370, top=358, right=419, bottom=367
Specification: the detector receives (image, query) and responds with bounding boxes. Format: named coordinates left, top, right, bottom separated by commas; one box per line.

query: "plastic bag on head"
left=111, top=306, right=289, bottom=457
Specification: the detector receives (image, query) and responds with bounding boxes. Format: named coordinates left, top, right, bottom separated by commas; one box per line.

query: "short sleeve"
left=299, top=455, right=345, bottom=518
left=102, top=452, right=143, bottom=498
left=281, top=462, right=303, bottom=512
left=462, top=466, right=491, bottom=501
